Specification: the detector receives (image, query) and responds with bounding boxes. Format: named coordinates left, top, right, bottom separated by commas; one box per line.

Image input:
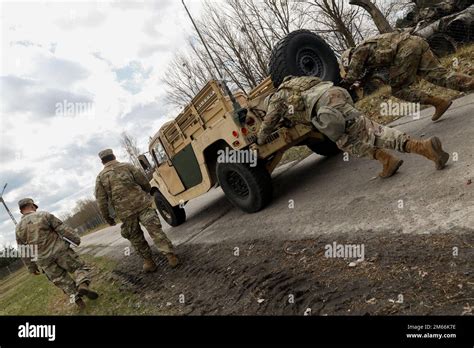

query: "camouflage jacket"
left=345, top=31, right=411, bottom=83
left=15, top=211, right=80, bottom=271
left=257, top=77, right=333, bottom=144
left=95, top=160, right=152, bottom=221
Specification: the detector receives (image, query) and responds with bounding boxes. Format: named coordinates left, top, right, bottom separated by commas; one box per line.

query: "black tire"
left=216, top=162, right=273, bottom=213
left=154, top=191, right=186, bottom=227
left=269, top=29, right=341, bottom=87
left=306, top=137, right=341, bottom=157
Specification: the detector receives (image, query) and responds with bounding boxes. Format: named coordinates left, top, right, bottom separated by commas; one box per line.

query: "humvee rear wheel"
left=306, top=138, right=341, bottom=157
left=216, top=162, right=273, bottom=213
left=154, top=192, right=186, bottom=227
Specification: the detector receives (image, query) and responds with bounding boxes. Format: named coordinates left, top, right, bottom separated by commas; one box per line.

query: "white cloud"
left=0, top=0, right=204, bottom=246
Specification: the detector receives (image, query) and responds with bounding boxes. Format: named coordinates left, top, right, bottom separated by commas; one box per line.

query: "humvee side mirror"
left=138, top=154, right=151, bottom=171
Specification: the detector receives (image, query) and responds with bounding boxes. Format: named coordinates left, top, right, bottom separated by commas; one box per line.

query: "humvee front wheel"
left=154, top=192, right=186, bottom=227
left=216, top=162, right=273, bottom=213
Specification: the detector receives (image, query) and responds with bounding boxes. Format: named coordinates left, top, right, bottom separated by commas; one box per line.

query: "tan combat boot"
left=374, top=149, right=404, bottom=178
left=404, top=137, right=449, bottom=170
left=143, top=258, right=157, bottom=273
left=166, top=254, right=179, bottom=268
left=78, top=283, right=99, bottom=300
left=424, top=96, right=452, bottom=121
left=75, top=298, right=86, bottom=310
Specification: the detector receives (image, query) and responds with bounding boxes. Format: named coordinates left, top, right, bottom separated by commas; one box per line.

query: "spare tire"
left=269, top=29, right=341, bottom=87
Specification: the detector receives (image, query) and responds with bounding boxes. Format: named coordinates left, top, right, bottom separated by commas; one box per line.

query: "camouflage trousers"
left=37, top=248, right=91, bottom=301
left=390, top=36, right=474, bottom=103
left=121, top=207, right=174, bottom=260
left=314, top=86, right=410, bottom=159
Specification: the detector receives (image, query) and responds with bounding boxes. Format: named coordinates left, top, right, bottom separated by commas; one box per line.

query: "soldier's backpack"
left=278, top=76, right=322, bottom=111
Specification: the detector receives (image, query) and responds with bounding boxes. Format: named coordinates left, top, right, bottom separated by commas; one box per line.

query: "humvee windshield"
left=152, top=141, right=168, bottom=166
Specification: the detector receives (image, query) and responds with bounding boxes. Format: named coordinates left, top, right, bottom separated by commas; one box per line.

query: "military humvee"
left=139, top=30, right=341, bottom=226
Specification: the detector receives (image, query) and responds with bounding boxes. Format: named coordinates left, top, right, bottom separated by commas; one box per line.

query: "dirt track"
left=109, top=230, right=473, bottom=315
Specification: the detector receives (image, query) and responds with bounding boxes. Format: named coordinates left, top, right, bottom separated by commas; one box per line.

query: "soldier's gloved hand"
left=107, top=218, right=116, bottom=226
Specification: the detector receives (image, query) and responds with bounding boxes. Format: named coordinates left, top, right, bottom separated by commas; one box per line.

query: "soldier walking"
left=340, top=31, right=474, bottom=121
left=257, top=76, right=450, bottom=178
left=15, top=198, right=98, bottom=309
left=95, top=149, right=179, bottom=272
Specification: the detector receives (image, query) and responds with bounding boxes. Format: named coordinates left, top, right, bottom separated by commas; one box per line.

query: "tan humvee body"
left=146, top=77, right=325, bottom=207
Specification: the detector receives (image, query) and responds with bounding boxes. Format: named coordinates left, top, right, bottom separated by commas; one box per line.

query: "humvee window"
left=152, top=142, right=168, bottom=166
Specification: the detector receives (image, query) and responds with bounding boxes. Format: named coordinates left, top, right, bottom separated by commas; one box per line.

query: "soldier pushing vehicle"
left=15, top=198, right=98, bottom=310
left=340, top=30, right=474, bottom=121
left=257, top=75, right=450, bottom=178
left=95, top=149, right=179, bottom=273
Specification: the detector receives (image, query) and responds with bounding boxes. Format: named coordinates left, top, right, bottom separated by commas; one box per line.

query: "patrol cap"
left=98, top=149, right=114, bottom=160
left=18, top=198, right=38, bottom=210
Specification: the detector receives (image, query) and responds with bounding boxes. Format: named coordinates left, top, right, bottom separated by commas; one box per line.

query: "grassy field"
left=0, top=255, right=164, bottom=315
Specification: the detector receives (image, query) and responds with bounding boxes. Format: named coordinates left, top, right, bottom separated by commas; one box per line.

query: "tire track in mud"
left=110, top=230, right=473, bottom=315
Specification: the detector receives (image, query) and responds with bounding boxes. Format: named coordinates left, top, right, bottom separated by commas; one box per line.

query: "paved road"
left=81, top=94, right=474, bottom=258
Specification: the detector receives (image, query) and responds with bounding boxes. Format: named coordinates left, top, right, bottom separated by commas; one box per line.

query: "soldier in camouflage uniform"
left=15, top=198, right=98, bottom=310
left=95, top=149, right=178, bottom=272
left=257, top=76, right=450, bottom=178
left=340, top=31, right=474, bottom=121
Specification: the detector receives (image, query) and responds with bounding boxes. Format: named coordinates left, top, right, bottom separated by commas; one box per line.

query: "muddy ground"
left=106, top=229, right=473, bottom=315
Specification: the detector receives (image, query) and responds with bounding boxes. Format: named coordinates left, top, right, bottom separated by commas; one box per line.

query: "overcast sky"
left=0, top=0, right=205, bottom=246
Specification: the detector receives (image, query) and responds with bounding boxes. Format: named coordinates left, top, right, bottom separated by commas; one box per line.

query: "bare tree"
left=349, top=0, right=393, bottom=33
left=163, top=0, right=408, bottom=106
left=163, top=0, right=313, bottom=107
left=63, top=198, right=106, bottom=234
left=120, top=131, right=142, bottom=169
left=305, top=0, right=380, bottom=53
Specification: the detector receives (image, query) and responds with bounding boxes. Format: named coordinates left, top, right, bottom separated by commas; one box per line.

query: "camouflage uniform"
left=320, top=87, right=409, bottom=159
left=95, top=158, right=174, bottom=260
left=345, top=31, right=474, bottom=104
left=257, top=76, right=334, bottom=142
left=15, top=209, right=90, bottom=301
left=257, top=76, right=410, bottom=159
